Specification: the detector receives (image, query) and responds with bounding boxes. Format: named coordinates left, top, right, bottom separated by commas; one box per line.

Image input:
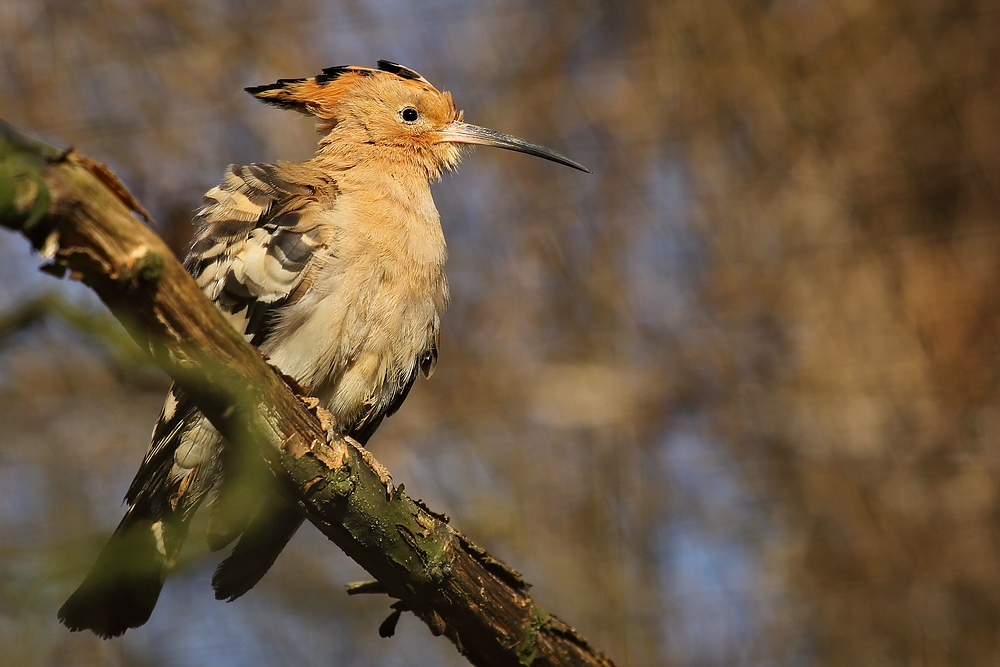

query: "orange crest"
left=245, top=61, right=442, bottom=120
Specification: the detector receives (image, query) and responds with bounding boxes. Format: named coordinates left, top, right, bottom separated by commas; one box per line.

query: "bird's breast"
left=262, top=185, right=448, bottom=430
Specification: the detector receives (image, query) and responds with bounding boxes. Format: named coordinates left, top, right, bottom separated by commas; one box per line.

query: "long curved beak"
left=437, top=121, right=590, bottom=173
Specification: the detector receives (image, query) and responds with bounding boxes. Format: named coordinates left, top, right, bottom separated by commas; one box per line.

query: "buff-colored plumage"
left=59, top=60, right=586, bottom=639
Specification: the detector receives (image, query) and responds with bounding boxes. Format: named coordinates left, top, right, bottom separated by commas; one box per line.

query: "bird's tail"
left=58, top=508, right=188, bottom=639
left=212, top=494, right=304, bottom=602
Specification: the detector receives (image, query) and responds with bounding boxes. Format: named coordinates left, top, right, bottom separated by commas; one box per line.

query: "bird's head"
left=246, top=61, right=588, bottom=178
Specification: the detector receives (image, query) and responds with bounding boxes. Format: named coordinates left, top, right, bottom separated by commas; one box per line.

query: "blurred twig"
left=0, top=291, right=156, bottom=374
left=0, top=118, right=617, bottom=667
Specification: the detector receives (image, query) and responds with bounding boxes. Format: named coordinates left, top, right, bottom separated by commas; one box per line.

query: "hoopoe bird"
left=58, top=61, right=586, bottom=638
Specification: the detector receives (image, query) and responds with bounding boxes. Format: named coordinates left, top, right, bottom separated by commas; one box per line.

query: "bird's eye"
left=401, top=107, right=419, bottom=122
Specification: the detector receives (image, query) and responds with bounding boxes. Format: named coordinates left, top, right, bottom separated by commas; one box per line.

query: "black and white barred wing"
left=127, top=162, right=334, bottom=519
left=187, top=162, right=334, bottom=346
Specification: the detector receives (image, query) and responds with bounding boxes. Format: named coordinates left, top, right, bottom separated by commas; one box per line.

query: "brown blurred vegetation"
left=2, top=0, right=1000, bottom=665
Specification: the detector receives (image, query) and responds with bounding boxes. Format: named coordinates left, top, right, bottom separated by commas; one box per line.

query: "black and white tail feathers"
left=212, top=499, right=305, bottom=601
left=57, top=509, right=187, bottom=639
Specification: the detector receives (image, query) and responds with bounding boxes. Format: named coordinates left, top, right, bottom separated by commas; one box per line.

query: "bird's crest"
left=245, top=60, right=437, bottom=119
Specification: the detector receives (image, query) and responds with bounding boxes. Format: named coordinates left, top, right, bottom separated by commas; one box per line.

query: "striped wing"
left=126, top=162, right=335, bottom=518
left=186, top=162, right=334, bottom=346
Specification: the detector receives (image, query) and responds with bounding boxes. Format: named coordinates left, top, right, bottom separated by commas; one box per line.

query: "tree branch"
left=0, top=119, right=617, bottom=667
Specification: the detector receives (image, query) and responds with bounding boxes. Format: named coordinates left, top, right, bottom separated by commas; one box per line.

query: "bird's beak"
left=436, top=121, right=590, bottom=173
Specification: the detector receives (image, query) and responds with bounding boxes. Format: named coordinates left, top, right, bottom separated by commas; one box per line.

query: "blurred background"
left=2, top=1, right=999, bottom=665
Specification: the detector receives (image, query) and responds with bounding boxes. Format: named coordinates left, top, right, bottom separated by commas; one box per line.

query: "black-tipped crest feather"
left=245, top=78, right=311, bottom=113
left=376, top=60, right=429, bottom=83
left=247, top=61, right=434, bottom=114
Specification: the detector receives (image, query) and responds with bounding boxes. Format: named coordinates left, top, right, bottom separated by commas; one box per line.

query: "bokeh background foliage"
left=2, top=1, right=999, bottom=665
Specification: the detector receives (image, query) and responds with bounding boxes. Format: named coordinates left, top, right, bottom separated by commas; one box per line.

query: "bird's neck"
left=315, top=125, right=452, bottom=181
left=308, top=151, right=448, bottom=268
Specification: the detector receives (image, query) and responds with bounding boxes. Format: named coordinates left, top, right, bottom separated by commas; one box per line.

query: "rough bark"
left=0, top=119, right=617, bottom=667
